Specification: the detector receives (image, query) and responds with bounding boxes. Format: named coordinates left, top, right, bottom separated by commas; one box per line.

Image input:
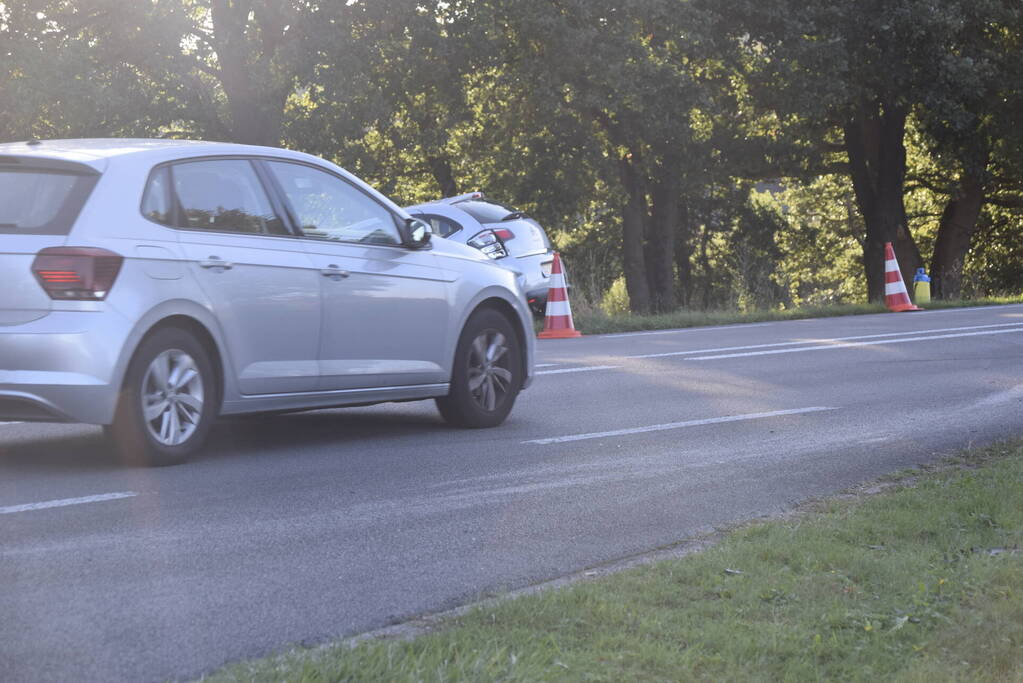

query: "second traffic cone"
left=883, top=242, right=922, bottom=312
left=538, top=252, right=582, bottom=339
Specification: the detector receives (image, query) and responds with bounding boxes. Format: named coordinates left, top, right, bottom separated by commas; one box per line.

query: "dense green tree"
left=1, top=0, right=1020, bottom=310
left=285, top=1, right=477, bottom=199
left=1, top=1, right=173, bottom=138
left=1, top=0, right=337, bottom=145
left=709, top=0, right=1020, bottom=301
left=461, top=0, right=751, bottom=313
left=912, top=3, right=1023, bottom=298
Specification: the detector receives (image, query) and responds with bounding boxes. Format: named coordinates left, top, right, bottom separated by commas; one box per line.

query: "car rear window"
left=0, top=168, right=98, bottom=235
left=452, top=199, right=523, bottom=224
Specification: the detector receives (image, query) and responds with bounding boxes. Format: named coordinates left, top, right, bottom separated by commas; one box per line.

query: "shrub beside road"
left=208, top=441, right=1023, bottom=682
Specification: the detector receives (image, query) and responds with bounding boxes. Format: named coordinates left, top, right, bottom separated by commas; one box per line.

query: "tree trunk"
left=929, top=172, right=985, bottom=299
left=223, top=86, right=285, bottom=146
left=618, top=152, right=652, bottom=314
left=427, top=156, right=459, bottom=197
left=674, top=201, right=693, bottom=308
left=647, top=163, right=681, bottom=313
left=698, top=225, right=712, bottom=310
left=843, top=101, right=921, bottom=302
left=210, top=0, right=286, bottom=147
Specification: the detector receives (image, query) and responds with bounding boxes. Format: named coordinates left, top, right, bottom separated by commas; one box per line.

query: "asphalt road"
left=3, top=304, right=1023, bottom=682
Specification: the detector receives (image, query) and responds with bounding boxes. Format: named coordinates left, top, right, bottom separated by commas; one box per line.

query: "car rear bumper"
left=0, top=311, right=131, bottom=424
left=525, top=277, right=571, bottom=314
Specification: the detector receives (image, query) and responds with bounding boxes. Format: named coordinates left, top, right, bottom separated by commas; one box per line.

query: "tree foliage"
left=1, top=0, right=1020, bottom=310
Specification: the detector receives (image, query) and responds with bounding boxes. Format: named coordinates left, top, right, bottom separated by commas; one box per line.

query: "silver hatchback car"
left=0, top=139, right=534, bottom=466
left=405, top=194, right=565, bottom=316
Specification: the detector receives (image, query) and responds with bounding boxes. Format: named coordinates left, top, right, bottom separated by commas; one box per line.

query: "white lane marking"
left=690, top=327, right=1023, bottom=361
left=0, top=492, right=138, bottom=515
left=534, top=323, right=1023, bottom=376
left=601, top=322, right=775, bottom=339
left=918, top=304, right=1023, bottom=314
left=625, top=322, right=1023, bottom=360
left=536, top=365, right=621, bottom=375
left=524, top=407, right=837, bottom=445
left=535, top=322, right=1023, bottom=376
left=0, top=421, right=25, bottom=426
left=598, top=306, right=1023, bottom=340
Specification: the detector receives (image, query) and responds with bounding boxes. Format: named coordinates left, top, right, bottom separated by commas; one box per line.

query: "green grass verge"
left=562, top=296, right=1023, bottom=335
left=207, top=442, right=1023, bottom=682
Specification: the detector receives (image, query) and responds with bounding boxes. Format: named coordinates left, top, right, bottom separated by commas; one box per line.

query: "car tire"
left=106, top=327, right=217, bottom=467
left=436, top=308, right=523, bottom=428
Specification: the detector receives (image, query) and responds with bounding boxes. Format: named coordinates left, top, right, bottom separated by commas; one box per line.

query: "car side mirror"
left=404, top=218, right=432, bottom=249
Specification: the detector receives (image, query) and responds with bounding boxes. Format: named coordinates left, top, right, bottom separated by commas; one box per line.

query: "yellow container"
left=914, top=280, right=931, bottom=304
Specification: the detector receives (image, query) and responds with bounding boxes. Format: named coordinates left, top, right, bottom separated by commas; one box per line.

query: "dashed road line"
left=536, top=365, right=621, bottom=375
left=0, top=492, right=138, bottom=515
left=524, top=407, right=837, bottom=445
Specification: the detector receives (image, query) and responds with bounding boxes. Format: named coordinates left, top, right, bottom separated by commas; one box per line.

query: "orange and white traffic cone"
left=883, top=242, right=923, bottom=312
left=538, top=253, right=582, bottom=339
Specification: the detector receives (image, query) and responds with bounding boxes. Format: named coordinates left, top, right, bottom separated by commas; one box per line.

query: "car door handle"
left=320, top=266, right=350, bottom=280
left=198, top=257, right=233, bottom=270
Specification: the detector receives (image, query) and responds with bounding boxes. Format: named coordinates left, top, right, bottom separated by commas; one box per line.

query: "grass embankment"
left=564, top=296, right=1023, bottom=335
left=208, top=442, right=1023, bottom=682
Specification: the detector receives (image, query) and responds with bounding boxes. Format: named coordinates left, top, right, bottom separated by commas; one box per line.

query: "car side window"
left=266, top=161, right=401, bottom=246
left=413, top=213, right=462, bottom=238
left=141, top=166, right=172, bottom=225
left=168, top=159, right=287, bottom=235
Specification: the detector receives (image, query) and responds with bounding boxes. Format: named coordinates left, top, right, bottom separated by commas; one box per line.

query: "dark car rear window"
left=452, top=199, right=523, bottom=224
left=0, top=168, right=98, bottom=235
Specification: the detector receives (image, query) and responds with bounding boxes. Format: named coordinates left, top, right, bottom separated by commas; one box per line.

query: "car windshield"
left=452, top=199, right=524, bottom=224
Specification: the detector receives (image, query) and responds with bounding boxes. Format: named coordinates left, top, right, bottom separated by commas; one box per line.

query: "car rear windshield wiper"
left=502, top=211, right=527, bottom=221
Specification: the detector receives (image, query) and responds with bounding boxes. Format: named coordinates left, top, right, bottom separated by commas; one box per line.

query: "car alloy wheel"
left=141, top=349, right=205, bottom=446
left=436, top=308, right=522, bottom=428
left=107, top=326, right=217, bottom=466
left=467, top=330, right=514, bottom=412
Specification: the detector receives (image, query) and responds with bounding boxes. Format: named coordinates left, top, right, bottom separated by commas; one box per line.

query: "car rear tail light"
left=467, top=229, right=509, bottom=259
left=492, top=228, right=515, bottom=241
left=32, top=247, right=124, bottom=300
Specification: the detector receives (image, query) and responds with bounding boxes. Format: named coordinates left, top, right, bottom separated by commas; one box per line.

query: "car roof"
left=405, top=202, right=485, bottom=223
left=0, top=138, right=413, bottom=219
left=0, top=138, right=323, bottom=170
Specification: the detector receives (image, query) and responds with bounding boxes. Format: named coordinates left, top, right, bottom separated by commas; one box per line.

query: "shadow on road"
left=205, top=408, right=453, bottom=459
left=0, top=427, right=123, bottom=472
left=0, top=406, right=467, bottom=473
